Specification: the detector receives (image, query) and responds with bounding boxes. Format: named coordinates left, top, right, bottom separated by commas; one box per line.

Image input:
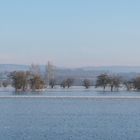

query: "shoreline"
left=0, top=96, right=140, bottom=99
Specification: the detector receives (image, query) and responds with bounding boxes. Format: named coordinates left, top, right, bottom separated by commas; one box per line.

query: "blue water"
left=0, top=97, right=140, bottom=140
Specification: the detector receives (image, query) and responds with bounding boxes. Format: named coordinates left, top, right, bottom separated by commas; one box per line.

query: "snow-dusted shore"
left=0, top=95, right=140, bottom=99
left=0, top=86, right=15, bottom=92
left=0, top=85, right=131, bottom=92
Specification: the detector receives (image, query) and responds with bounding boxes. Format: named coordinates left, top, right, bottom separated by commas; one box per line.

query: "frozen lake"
left=0, top=90, right=140, bottom=140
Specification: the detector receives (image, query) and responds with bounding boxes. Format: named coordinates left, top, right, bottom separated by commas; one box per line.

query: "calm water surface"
left=0, top=91, right=140, bottom=140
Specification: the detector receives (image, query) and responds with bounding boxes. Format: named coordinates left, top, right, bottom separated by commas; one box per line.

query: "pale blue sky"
left=0, top=0, right=140, bottom=67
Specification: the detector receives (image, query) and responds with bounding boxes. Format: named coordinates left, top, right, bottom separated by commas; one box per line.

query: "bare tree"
left=45, top=61, right=55, bottom=87
left=83, top=79, right=91, bottom=89
left=66, top=78, right=74, bottom=88
left=60, top=80, right=67, bottom=88
left=29, top=75, right=45, bottom=91
left=123, top=80, right=134, bottom=91
left=49, top=79, right=56, bottom=88
left=133, top=77, right=140, bottom=91
left=96, top=74, right=110, bottom=91
left=108, top=75, right=122, bottom=92
left=60, top=78, right=74, bottom=89
left=9, top=71, right=28, bottom=92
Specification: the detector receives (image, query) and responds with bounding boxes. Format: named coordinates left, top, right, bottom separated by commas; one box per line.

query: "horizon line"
left=0, top=63, right=140, bottom=69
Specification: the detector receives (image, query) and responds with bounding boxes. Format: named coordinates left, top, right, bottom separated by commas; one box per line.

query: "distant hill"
left=0, top=64, right=29, bottom=72
left=81, top=66, right=140, bottom=73
left=0, top=64, right=140, bottom=81
left=0, top=64, right=140, bottom=73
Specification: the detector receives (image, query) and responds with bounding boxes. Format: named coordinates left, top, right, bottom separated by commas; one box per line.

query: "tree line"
left=6, top=69, right=140, bottom=92
left=1, top=63, right=140, bottom=92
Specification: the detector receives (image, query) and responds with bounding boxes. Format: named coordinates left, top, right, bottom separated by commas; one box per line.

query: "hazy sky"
left=0, top=0, right=140, bottom=67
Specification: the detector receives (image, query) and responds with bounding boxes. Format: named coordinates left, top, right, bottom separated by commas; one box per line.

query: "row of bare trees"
left=7, top=63, right=140, bottom=92
left=9, top=73, right=92, bottom=91
left=50, top=74, right=140, bottom=91
left=96, top=74, right=121, bottom=91
left=9, top=72, right=140, bottom=92
left=96, top=74, right=140, bottom=92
